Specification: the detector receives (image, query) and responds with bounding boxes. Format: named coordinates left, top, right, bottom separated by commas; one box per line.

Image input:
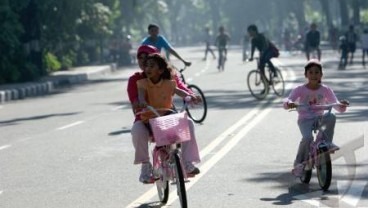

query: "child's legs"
left=131, top=120, right=151, bottom=164
left=181, top=119, right=201, bottom=164
left=318, top=113, right=336, bottom=143
left=295, top=118, right=314, bottom=166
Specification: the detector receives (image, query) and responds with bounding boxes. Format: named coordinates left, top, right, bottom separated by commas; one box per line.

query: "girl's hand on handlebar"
left=287, top=102, right=297, bottom=109
left=339, top=99, right=350, bottom=107
left=184, top=61, right=192, bottom=67
left=133, top=102, right=147, bottom=113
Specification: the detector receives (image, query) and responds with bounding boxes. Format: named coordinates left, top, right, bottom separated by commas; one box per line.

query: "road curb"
left=0, top=63, right=117, bottom=104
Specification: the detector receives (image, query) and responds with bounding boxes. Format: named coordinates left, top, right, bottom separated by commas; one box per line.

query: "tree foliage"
left=1, top=0, right=367, bottom=84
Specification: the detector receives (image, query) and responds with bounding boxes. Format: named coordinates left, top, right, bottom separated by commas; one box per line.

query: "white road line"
left=111, top=105, right=125, bottom=111
left=0, top=190, right=3, bottom=195
left=56, top=121, right=84, bottom=130
left=0, top=145, right=11, bottom=151
left=338, top=180, right=367, bottom=207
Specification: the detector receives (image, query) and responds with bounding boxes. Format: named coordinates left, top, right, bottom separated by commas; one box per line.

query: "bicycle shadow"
left=133, top=201, right=165, bottom=208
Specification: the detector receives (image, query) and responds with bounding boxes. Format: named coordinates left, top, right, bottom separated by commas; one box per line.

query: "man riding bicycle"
left=141, top=24, right=191, bottom=67
left=247, top=24, right=279, bottom=77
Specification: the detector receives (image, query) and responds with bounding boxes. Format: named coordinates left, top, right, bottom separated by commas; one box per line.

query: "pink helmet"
left=137, top=45, right=159, bottom=58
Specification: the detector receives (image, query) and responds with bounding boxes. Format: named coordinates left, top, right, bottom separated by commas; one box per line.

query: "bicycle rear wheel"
left=316, top=146, right=332, bottom=191
left=271, top=67, right=285, bottom=97
left=247, top=70, right=268, bottom=100
left=173, top=153, right=187, bottom=208
left=186, top=85, right=207, bottom=123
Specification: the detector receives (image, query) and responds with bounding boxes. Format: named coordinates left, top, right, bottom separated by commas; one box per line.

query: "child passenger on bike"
left=136, top=53, right=201, bottom=183
left=283, top=59, right=349, bottom=177
left=127, top=45, right=200, bottom=184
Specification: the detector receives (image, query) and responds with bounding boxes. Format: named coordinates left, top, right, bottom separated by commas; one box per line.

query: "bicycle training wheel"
left=173, top=153, right=187, bottom=208
left=316, top=146, right=332, bottom=191
left=271, top=67, right=285, bottom=97
left=156, top=176, right=169, bottom=204
left=247, top=70, right=268, bottom=100
left=186, top=85, right=207, bottom=123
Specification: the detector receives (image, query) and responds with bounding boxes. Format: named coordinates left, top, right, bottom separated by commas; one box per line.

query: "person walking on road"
left=304, top=23, right=321, bottom=61
left=361, top=28, right=368, bottom=67
left=345, top=25, right=358, bottom=65
left=203, top=26, right=216, bottom=60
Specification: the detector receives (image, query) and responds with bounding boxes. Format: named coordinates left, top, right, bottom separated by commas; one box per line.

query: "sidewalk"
left=0, top=63, right=123, bottom=104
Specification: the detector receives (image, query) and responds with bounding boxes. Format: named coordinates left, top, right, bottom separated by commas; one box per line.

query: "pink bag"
left=149, top=112, right=192, bottom=146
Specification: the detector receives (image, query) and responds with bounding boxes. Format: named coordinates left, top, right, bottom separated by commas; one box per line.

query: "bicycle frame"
left=293, top=104, right=340, bottom=191
left=139, top=105, right=190, bottom=207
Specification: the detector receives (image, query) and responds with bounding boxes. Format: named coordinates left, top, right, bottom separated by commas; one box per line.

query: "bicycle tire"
left=300, top=164, right=312, bottom=184
left=316, top=146, right=332, bottom=191
left=156, top=178, right=169, bottom=204
left=271, top=67, right=285, bottom=97
left=247, top=70, right=269, bottom=100
left=173, top=153, right=187, bottom=208
left=186, top=85, right=207, bottom=123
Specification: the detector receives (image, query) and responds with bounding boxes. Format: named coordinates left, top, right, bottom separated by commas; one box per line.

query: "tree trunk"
left=339, top=0, right=349, bottom=29
left=352, top=0, right=360, bottom=25
left=319, top=0, right=332, bottom=28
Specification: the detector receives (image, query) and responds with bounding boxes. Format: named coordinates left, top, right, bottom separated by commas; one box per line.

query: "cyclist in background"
left=304, top=23, right=321, bottom=61
left=247, top=24, right=278, bottom=76
left=215, top=26, right=230, bottom=69
left=141, top=24, right=191, bottom=67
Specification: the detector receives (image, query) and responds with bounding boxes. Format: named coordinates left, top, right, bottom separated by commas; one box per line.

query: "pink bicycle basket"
left=149, top=112, right=192, bottom=146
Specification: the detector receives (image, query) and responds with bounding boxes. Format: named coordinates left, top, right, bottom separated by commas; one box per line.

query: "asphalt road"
left=0, top=46, right=367, bottom=208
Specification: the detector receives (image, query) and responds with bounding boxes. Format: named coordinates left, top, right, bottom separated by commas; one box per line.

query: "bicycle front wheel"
left=300, top=161, right=312, bottom=184
left=186, top=85, right=207, bottom=123
left=156, top=177, right=169, bottom=204
left=271, top=67, right=285, bottom=97
left=247, top=70, right=268, bottom=100
left=173, top=153, right=187, bottom=208
left=316, top=146, right=332, bottom=191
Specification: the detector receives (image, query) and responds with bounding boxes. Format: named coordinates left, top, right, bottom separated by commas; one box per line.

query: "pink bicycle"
left=141, top=102, right=192, bottom=208
left=291, top=103, right=345, bottom=191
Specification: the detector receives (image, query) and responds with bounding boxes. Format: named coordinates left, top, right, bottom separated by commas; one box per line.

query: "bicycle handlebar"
left=136, top=96, right=192, bottom=117
left=289, top=103, right=348, bottom=114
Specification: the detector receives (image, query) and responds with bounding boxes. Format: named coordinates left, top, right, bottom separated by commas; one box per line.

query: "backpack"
left=269, top=42, right=280, bottom=58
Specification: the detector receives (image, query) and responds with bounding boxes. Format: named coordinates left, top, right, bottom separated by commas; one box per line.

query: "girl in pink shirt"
left=283, top=59, right=349, bottom=176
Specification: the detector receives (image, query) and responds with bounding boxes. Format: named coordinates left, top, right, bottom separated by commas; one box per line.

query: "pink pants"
left=131, top=119, right=201, bottom=165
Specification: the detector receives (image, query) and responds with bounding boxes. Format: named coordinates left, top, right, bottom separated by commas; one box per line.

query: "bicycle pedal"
left=186, top=173, right=196, bottom=178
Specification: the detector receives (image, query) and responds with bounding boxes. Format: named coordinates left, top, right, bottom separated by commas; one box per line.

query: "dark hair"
left=148, top=24, right=159, bottom=31
left=304, top=59, right=322, bottom=75
left=146, top=53, right=174, bottom=80
left=247, top=24, right=258, bottom=33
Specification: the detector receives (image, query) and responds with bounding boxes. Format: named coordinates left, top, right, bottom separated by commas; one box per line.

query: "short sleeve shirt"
left=141, top=35, right=171, bottom=52
left=137, top=78, right=176, bottom=121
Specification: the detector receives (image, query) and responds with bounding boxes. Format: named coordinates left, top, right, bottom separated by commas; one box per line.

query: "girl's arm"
left=325, top=87, right=348, bottom=113
left=136, top=80, right=148, bottom=112
left=174, top=74, right=193, bottom=94
left=283, top=86, right=301, bottom=109
left=174, top=87, right=196, bottom=101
